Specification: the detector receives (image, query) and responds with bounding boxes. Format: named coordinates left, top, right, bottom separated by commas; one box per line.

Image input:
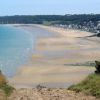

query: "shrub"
left=95, top=61, right=100, bottom=74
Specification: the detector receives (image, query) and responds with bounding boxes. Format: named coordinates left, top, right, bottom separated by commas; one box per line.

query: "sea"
left=0, top=25, right=34, bottom=77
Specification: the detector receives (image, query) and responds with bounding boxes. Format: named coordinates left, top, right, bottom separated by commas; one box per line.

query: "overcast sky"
left=0, top=0, right=100, bottom=16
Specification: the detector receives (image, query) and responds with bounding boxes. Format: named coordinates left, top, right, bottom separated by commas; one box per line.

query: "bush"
left=0, top=84, right=14, bottom=96
left=95, top=61, right=100, bottom=74
left=97, top=33, right=100, bottom=37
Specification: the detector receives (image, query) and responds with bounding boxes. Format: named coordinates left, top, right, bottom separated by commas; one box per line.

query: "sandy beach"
left=9, top=24, right=100, bottom=88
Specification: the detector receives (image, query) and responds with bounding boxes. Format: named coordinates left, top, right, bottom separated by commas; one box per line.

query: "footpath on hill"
left=8, top=88, right=98, bottom=100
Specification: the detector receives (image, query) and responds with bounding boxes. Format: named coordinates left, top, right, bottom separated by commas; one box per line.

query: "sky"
left=0, top=0, right=100, bottom=16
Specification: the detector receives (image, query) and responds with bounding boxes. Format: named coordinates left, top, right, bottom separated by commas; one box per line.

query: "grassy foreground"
left=0, top=71, right=14, bottom=96
left=68, top=74, right=100, bottom=98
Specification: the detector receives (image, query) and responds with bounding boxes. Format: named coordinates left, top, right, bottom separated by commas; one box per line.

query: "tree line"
left=0, top=14, right=100, bottom=24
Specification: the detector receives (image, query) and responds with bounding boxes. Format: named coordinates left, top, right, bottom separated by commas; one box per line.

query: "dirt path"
left=8, top=88, right=97, bottom=100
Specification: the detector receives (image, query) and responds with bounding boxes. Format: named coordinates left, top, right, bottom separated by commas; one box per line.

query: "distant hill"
left=0, top=14, right=100, bottom=34
left=0, top=14, right=100, bottom=24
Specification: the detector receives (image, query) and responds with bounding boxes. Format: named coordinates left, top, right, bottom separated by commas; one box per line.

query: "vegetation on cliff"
left=0, top=70, right=14, bottom=96
left=69, top=61, right=100, bottom=98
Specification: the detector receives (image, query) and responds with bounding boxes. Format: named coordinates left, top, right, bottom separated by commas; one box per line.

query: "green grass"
left=0, top=84, right=14, bottom=96
left=0, top=71, right=14, bottom=96
left=68, top=74, right=100, bottom=98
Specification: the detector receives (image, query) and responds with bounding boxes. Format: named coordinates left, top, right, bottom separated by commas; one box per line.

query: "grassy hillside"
left=0, top=71, right=14, bottom=96
left=69, top=74, right=100, bottom=98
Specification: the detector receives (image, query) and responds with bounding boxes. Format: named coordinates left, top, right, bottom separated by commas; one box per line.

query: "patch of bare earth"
left=0, top=90, right=6, bottom=100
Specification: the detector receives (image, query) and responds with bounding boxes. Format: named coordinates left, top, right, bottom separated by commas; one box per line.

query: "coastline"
left=9, top=24, right=100, bottom=88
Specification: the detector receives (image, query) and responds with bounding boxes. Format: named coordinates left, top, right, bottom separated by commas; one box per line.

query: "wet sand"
left=9, top=24, right=100, bottom=88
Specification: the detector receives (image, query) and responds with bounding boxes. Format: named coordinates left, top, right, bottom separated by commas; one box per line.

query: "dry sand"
left=9, top=24, right=100, bottom=88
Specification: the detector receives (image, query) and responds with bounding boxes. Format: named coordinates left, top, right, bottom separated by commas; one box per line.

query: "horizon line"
left=0, top=13, right=100, bottom=17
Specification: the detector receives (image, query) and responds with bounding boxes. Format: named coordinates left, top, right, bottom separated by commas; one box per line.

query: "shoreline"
left=9, top=24, right=100, bottom=88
